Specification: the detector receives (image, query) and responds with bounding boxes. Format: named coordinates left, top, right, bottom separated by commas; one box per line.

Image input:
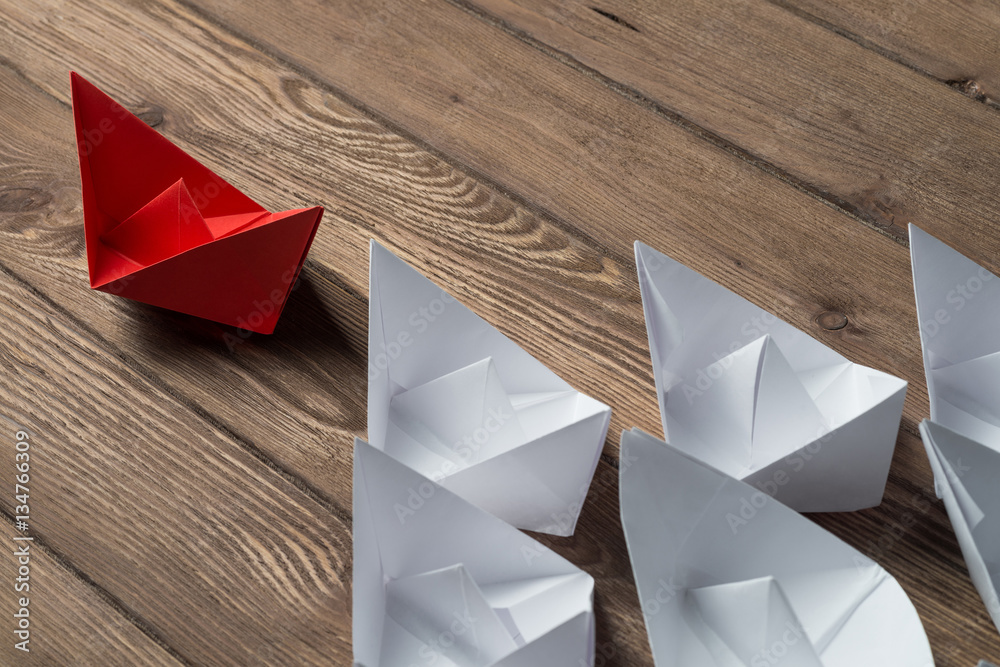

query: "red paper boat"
left=71, top=72, right=323, bottom=334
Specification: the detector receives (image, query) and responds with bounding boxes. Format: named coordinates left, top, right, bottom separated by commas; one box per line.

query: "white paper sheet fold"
left=919, top=421, right=1000, bottom=634
left=353, top=438, right=595, bottom=666
left=635, top=241, right=907, bottom=511
left=368, top=241, right=612, bottom=535
left=910, top=224, right=1000, bottom=449
left=619, top=428, right=933, bottom=666
left=910, top=225, right=1000, bottom=634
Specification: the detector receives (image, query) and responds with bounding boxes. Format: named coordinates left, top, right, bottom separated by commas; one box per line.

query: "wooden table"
left=2, top=0, right=999, bottom=664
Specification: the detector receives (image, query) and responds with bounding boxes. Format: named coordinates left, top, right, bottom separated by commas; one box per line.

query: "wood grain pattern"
left=448, top=0, right=1000, bottom=249
left=183, top=0, right=994, bottom=521
left=0, top=0, right=998, bottom=663
left=0, top=246, right=351, bottom=662
left=0, top=517, right=183, bottom=666
left=779, top=0, right=1000, bottom=102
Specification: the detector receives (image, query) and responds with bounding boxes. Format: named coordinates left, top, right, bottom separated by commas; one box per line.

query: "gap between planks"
left=0, top=508, right=193, bottom=665
left=453, top=0, right=917, bottom=248
left=168, top=0, right=822, bottom=262
left=764, top=0, right=1000, bottom=111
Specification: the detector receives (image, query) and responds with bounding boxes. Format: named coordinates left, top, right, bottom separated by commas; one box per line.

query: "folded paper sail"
left=71, top=72, right=323, bottom=334
left=353, top=438, right=595, bottom=667
left=367, top=241, right=612, bottom=536
left=634, top=241, right=907, bottom=512
left=920, top=420, right=1000, bottom=633
left=910, top=224, right=1000, bottom=450
left=619, top=428, right=933, bottom=666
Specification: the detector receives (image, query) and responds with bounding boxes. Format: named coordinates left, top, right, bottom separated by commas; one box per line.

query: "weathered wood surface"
left=779, top=0, right=1000, bottom=103
left=0, top=237, right=351, bottom=664
left=447, top=0, right=1000, bottom=246
left=0, top=518, right=183, bottom=666
left=0, top=0, right=998, bottom=663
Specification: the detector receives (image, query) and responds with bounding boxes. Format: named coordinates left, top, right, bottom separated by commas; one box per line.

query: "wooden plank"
left=0, top=265, right=351, bottom=662
left=777, top=0, right=1000, bottom=103
left=1, top=0, right=997, bottom=662
left=0, top=516, right=183, bottom=666
left=445, top=0, right=1000, bottom=249
left=161, top=0, right=933, bottom=411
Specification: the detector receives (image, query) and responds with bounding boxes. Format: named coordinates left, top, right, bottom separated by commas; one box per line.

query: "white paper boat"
left=619, top=428, right=933, bottom=666
left=353, top=438, right=595, bottom=666
left=368, top=241, right=611, bottom=535
left=635, top=241, right=907, bottom=511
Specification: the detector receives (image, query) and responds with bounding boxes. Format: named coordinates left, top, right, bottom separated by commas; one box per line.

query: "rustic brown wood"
left=0, top=518, right=184, bottom=666
left=777, top=0, right=1000, bottom=103
left=0, top=254, right=352, bottom=662
left=1, top=0, right=999, bottom=663
left=444, top=0, right=1000, bottom=248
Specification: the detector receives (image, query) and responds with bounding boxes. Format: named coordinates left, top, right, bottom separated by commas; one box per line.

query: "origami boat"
left=368, top=241, right=611, bottom=536
left=71, top=72, right=323, bottom=334
left=635, top=241, right=907, bottom=512
left=619, top=428, right=932, bottom=666
left=353, top=438, right=594, bottom=666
